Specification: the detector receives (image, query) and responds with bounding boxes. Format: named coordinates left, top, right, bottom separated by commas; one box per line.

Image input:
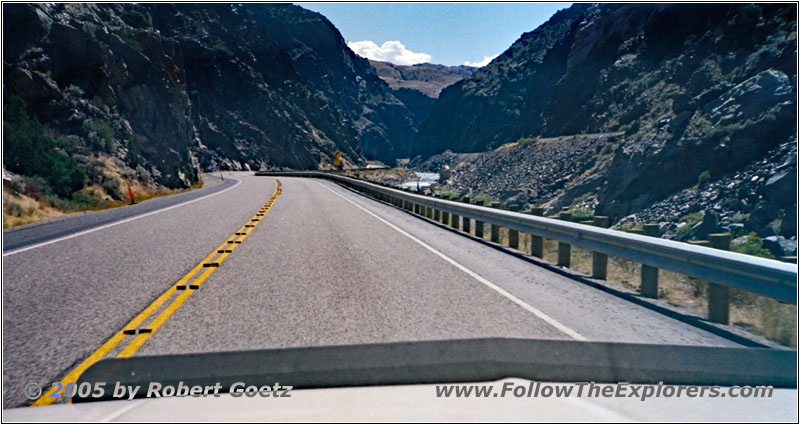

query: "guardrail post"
left=528, top=207, right=545, bottom=258
left=448, top=195, right=460, bottom=228
left=591, top=216, right=610, bottom=279
left=708, top=233, right=732, bottom=324
left=640, top=223, right=660, bottom=298
left=459, top=196, right=471, bottom=233
left=462, top=214, right=471, bottom=233
left=557, top=212, right=572, bottom=267
left=508, top=205, right=520, bottom=249
left=473, top=200, right=484, bottom=238
left=490, top=202, right=501, bottom=243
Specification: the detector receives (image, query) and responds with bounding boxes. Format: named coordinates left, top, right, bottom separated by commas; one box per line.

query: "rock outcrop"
left=414, top=3, right=796, bottom=232
left=3, top=3, right=418, bottom=191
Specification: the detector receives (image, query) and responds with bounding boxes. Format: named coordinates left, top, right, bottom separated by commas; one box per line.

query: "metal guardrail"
left=257, top=171, right=797, bottom=306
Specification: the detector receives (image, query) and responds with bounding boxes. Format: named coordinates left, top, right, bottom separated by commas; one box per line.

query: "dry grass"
left=3, top=189, right=64, bottom=228
left=3, top=173, right=205, bottom=230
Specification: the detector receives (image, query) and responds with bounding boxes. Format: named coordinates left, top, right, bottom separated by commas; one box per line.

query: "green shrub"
left=64, top=190, right=111, bottom=211
left=119, top=29, right=142, bottom=51
left=697, top=170, right=711, bottom=186
left=470, top=193, right=493, bottom=206
left=125, top=140, right=142, bottom=167
left=731, top=232, right=775, bottom=259
left=85, top=119, right=115, bottom=152
left=101, top=177, right=124, bottom=200
left=3, top=96, right=86, bottom=197
left=21, top=176, right=50, bottom=200
left=4, top=202, right=26, bottom=217
left=121, top=10, right=150, bottom=29
left=436, top=187, right=462, bottom=199
left=676, top=211, right=704, bottom=240
left=568, top=208, right=595, bottom=222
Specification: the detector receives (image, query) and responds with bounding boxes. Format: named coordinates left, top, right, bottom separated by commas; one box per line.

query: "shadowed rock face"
left=239, top=5, right=418, bottom=163
left=414, top=3, right=797, bottom=222
left=3, top=3, right=417, bottom=188
left=369, top=60, right=476, bottom=129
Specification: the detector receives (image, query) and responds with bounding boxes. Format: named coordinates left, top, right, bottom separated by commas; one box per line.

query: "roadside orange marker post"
left=126, top=179, right=136, bottom=205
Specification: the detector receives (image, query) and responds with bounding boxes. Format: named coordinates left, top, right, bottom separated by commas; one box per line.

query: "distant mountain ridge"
left=369, top=60, right=476, bottom=98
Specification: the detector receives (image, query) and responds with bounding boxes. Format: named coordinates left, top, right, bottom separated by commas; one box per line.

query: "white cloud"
left=464, top=54, right=499, bottom=68
left=347, top=40, right=432, bottom=66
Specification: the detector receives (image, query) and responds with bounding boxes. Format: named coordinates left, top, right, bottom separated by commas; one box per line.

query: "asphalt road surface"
left=3, top=173, right=231, bottom=253
left=3, top=172, right=740, bottom=408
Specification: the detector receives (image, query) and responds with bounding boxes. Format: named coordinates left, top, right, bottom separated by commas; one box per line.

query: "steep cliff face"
left=415, top=3, right=797, bottom=223
left=415, top=3, right=591, bottom=156
left=147, top=4, right=365, bottom=173
left=3, top=3, right=416, bottom=196
left=240, top=4, right=418, bottom=163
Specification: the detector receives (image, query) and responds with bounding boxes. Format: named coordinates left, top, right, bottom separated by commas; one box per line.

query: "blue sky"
left=296, top=3, right=571, bottom=67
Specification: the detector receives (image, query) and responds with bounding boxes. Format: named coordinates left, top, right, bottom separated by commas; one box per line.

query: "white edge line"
left=3, top=178, right=242, bottom=257
left=315, top=180, right=587, bottom=341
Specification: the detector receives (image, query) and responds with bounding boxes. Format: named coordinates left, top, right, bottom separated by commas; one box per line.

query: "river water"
left=397, top=172, right=439, bottom=190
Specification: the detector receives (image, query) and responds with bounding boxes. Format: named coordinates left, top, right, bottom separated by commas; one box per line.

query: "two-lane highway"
left=3, top=173, right=737, bottom=408
left=3, top=172, right=266, bottom=407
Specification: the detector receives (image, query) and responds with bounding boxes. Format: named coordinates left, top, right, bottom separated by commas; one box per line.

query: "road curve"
left=2, top=172, right=269, bottom=407
left=3, top=173, right=739, bottom=408
left=2, top=173, right=233, bottom=253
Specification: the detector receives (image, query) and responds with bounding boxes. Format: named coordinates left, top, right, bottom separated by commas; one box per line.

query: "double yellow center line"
left=32, top=179, right=282, bottom=406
